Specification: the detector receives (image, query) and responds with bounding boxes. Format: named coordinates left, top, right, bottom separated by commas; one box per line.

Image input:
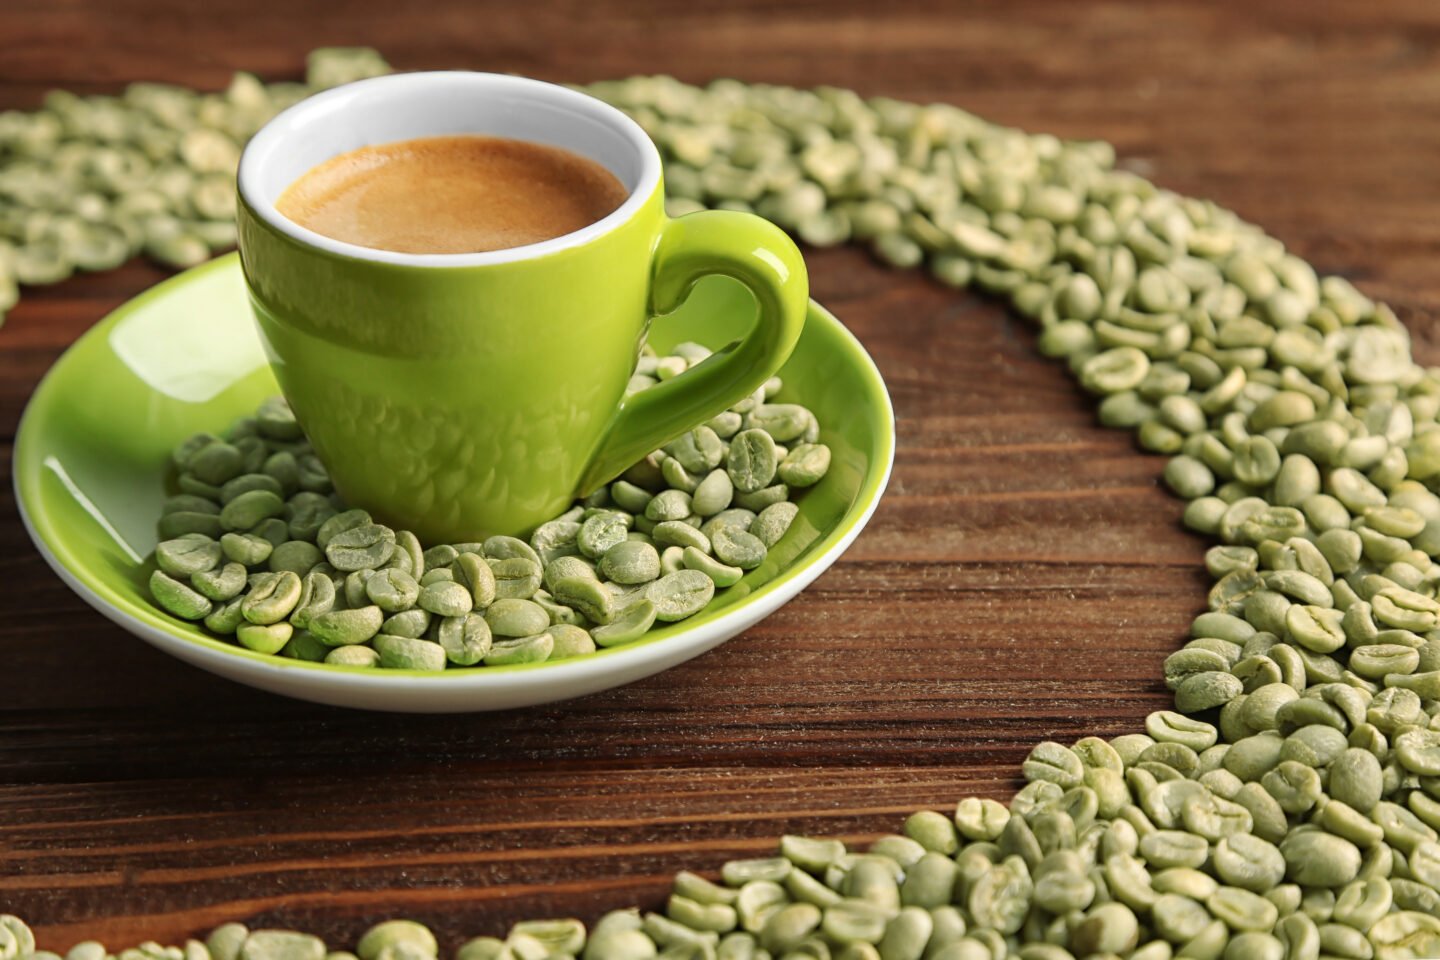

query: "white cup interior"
left=237, top=71, right=662, bottom=267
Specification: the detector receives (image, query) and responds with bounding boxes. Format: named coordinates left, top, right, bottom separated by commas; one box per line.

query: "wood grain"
left=2, top=0, right=1439, bottom=950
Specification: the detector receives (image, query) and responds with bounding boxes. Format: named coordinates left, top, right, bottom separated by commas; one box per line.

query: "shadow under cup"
left=235, top=71, right=672, bottom=542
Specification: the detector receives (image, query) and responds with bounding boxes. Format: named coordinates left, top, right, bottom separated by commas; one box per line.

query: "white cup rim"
left=237, top=70, right=662, bottom=267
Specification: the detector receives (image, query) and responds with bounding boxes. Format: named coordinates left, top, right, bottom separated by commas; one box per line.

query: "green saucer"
left=14, top=254, right=894, bottom=712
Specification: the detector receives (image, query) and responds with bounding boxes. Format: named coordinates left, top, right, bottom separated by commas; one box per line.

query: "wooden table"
left=3, top=0, right=1438, bottom=949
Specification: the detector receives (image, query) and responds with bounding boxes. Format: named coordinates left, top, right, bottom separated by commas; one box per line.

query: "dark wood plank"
left=2, top=0, right=1439, bottom=950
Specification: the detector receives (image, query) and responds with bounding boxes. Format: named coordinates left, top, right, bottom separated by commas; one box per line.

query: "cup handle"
left=576, top=209, right=809, bottom=496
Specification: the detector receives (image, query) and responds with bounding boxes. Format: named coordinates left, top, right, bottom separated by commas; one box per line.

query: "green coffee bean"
left=666, top=896, right=737, bottom=935
left=220, top=473, right=282, bottom=506
left=313, top=508, right=368, bottom=550
left=529, top=520, right=582, bottom=565
left=659, top=451, right=699, bottom=492
left=729, top=430, right=779, bottom=493
left=1330, top=748, right=1384, bottom=812
left=1205, top=886, right=1277, bottom=934
left=545, top=623, right=595, bottom=659
left=483, top=598, right=551, bottom=638
left=1331, top=879, right=1394, bottom=932
left=298, top=569, right=342, bottom=614
left=1166, top=648, right=1230, bottom=690
left=309, top=606, right=383, bottom=647
left=156, top=536, right=223, bottom=577
left=475, top=540, right=523, bottom=575
left=1070, top=902, right=1139, bottom=956
left=580, top=513, right=632, bottom=559
left=343, top=569, right=376, bottom=608
left=1278, top=830, right=1361, bottom=886
left=362, top=567, right=418, bottom=613
left=484, top=632, right=554, bottom=666
left=538, top=574, right=609, bottom=625
left=997, top=810, right=1042, bottom=868
left=418, top=580, right=473, bottom=617
left=188, top=442, right=244, bottom=486
left=444, top=552, right=496, bottom=609
left=1146, top=711, right=1218, bottom=751
left=1175, top=671, right=1244, bottom=712
left=863, top=833, right=919, bottom=874
left=1150, top=894, right=1210, bottom=944
left=674, top=871, right=739, bottom=908
left=876, top=906, right=931, bottom=960
left=895, top=810, right=954, bottom=855
left=772, top=835, right=841, bottom=875
left=751, top=502, right=799, bottom=548
left=545, top=555, right=597, bottom=593
left=1217, top=932, right=1282, bottom=960
left=1137, top=830, right=1208, bottom=869
left=645, top=570, right=716, bottom=621
left=665, top=426, right=725, bottom=474
left=953, top=798, right=1009, bottom=841
left=758, top=903, right=819, bottom=954
left=236, top=621, right=292, bottom=654
left=1166, top=455, right=1216, bottom=499
left=239, top=932, right=324, bottom=960
left=600, top=541, right=662, bottom=585
left=821, top=901, right=888, bottom=945
left=677, top=546, right=743, bottom=588
left=692, top=470, right=735, bottom=516
left=266, top=539, right=322, bottom=576
left=371, top=634, right=446, bottom=670
left=203, top=595, right=246, bottom=634
left=1101, top=851, right=1158, bottom=911
left=966, top=856, right=1033, bottom=935
left=162, top=495, right=221, bottom=519
left=634, top=491, right=685, bottom=526
left=582, top=921, right=656, bottom=960
left=529, top=588, right=585, bottom=627
left=1368, top=911, right=1440, bottom=959
left=651, top=521, right=711, bottom=554
left=192, top=562, right=247, bottom=602
left=323, top=523, right=396, bottom=571
left=357, top=922, right=437, bottom=960
left=241, top=571, right=302, bottom=625
left=488, top=557, right=542, bottom=600
left=434, top=613, right=492, bottom=666
left=150, top=569, right=214, bottom=620
left=711, top=526, right=767, bottom=570
left=221, top=532, right=273, bottom=566
left=1080, top=347, right=1149, bottom=394
left=779, top=445, right=831, bottom=488
left=506, top=921, right=584, bottom=955
left=725, top=858, right=793, bottom=887
left=164, top=507, right=226, bottom=539
left=219, top=489, right=284, bottom=531
left=844, top=856, right=902, bottom=913
left=1280, top=724, right=1347, bottom=767
left=1152, top=867, right=1219, bottom=902
left=419, top=546, right=460, bottom=575
left=590, top=600, right=659, bottom=648
left=734, top=484, right=790, bottom=512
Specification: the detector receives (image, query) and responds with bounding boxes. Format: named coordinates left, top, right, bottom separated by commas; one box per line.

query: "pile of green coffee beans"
left=12, top=50, right=1440, bottom=960
left=149, top=350, right=823, bottom=668
left=0, top=47, right=389, bottom=325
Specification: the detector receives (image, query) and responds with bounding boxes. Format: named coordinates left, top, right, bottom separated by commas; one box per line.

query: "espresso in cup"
left=276, top=134, right=629, bottom=254
left=240, top=71, right=807, bottom=540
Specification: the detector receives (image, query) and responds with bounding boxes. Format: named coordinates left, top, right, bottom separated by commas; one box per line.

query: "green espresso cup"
left=236, top=71, right=808, bottom=542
